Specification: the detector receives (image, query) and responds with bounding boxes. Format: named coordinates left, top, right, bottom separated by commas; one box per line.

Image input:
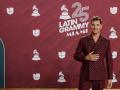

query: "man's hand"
left=107, top=79, right=112, bottom=89
left=85, top=51, right=100, bottom=61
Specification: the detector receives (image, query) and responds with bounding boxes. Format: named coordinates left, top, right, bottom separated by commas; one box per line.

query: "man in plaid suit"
left=74, top=16, right=113, bottom=90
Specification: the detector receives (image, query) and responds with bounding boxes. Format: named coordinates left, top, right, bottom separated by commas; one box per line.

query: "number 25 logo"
left=72, top=2, right=89, bottom=22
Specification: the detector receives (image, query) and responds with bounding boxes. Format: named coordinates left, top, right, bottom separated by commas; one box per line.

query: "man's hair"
left=91, top=16, right=103, bottom=24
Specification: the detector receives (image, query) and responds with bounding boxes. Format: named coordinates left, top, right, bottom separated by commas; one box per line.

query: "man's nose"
left=94, top=25, right=98, bottom=29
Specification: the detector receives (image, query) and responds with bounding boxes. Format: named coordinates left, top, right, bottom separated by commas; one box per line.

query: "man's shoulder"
left=101, top=37, right=111, bottom=46
left=102, top=36, right=110, bottom=42
left=80, top=35, right=90, bottom=41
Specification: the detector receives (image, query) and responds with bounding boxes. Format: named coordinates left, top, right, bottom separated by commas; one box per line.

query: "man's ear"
left=100, top=24, right=103, bottom=29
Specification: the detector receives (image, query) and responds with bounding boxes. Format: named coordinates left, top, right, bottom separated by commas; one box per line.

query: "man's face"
left=91, top=20, right=102, bottom=34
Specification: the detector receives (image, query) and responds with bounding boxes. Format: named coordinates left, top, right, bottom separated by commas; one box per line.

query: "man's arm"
left=106, top=40, right=113, bottom=79
left=73, top=38, right=86, bottom=62
left=106, top=40, right=113, bottom=89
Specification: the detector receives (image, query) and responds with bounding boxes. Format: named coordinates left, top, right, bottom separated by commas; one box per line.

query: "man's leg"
left=91, top=80, right=105, bottom=90
left=78, top=79, right=91, bottom=90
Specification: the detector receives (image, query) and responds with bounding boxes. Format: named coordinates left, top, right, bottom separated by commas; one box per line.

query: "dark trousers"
left=78, top=80, right=105, bottom=90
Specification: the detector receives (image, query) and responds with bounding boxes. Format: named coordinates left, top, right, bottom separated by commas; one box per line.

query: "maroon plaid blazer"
left=74, top=34, right=113, bottom=80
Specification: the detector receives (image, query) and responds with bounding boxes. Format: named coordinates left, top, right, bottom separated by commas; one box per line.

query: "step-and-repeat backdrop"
left=0, top=0, right=120, bottom=88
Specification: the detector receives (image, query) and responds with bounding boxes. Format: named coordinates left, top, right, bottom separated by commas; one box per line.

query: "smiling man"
left=74, top=16, right=113, bottom=90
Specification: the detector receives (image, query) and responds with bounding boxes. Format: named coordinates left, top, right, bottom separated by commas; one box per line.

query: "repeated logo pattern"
left=0, top=0, right=119, bottom=88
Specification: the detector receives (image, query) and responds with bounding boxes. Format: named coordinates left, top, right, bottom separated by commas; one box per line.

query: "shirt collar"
left=89, top=33, right=103, bottom=43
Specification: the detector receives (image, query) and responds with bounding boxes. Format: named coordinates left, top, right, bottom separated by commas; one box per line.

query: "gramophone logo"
left=33, top=29, right=40, bottom=37
left=109, top=27, right=118, bottom=39
left=57, top=71, right=66, bottom=83
left=59, top=4, right=71, bottom=20
left=110, top=7, right=118, bottom=14
left=6, top=7, right=14, bottom=15
left=32, top=5, right=40, bottom=17
left=58, top=51, right=66, bottom=59
left=112, top=72, right=118, bottom=83
left=33, top=73, right=40, bottom=80
left=32, top=49, right=41, bottom=61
